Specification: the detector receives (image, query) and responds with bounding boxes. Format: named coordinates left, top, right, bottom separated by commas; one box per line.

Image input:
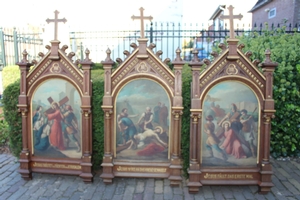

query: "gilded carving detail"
left=148, top=58, right=174, bottom=86
left=226, top=64, right=238, bottom=75
left=172, top=110, right=183, bottom=119
left=190, top=114, right=201, bottom=123
left=237, top=60, right=264, bottom=88
left=112, top=58, right=139, bottom=86
left=29, top=60, right=52, bottom=85
left=263, top=114, right=275, bottom=124
left=50, top=62, right=62, bottom=73
left=200, top=59, right=227, bottom=87
left=60, top=60, right=84, bottom=85
left=136, top=61, right=149, bottom=72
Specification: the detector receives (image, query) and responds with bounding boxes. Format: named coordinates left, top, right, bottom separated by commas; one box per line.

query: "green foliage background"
left=237, top=26, right=300, bottom=158
left=2, top=80, right=22, bottom=157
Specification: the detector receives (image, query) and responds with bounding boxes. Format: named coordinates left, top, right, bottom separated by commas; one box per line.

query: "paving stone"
left=183, top=187, right=196, bottom=200
left=82, top=184, right=97, bottom=199
left=63, top=184, right=79, bottom=197
left=0, top=192, right=12, bottom=199
left=173, top=194, right=184, bottom=200
left=163, top=185, right=173, bottom=199
left=135, top=180, right=145, bottom=193
left=91, top=191, right=103, bottom=200
left=133, top=193, right=143, bottom=200
left=111, top=194, right=123, bottom=200
left=282, top=181, right=300, bottom=195
left=153, top=194, right=163, bottom=200
left=145, top=178, right=154, bottom=187
left=7, top=163, right=20, bottom=172
left=154, top=180, right=163, bottom=193
left=143, top=193, right=154, bottom=200
left=121, top=194, right=133, bottom=200
left=202, top=186, right=214, bottom=199
left=6, top=186, right=27, bottom=200
left=289, top=178, right=300, bottom=193
left=70, top=191, right=82, bottom=200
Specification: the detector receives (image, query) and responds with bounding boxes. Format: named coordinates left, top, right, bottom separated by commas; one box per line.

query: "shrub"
left=2, top=65, right=20, bottom=89
left=2, top=80, right=22, bottom=157
left=237, top=26, right=300, bottom=158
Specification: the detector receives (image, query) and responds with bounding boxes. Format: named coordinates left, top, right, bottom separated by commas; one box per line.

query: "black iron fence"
left=0, top=27, right=44, bottom=67
left=69, top=22, right=300, bottom=63
left=1, top=22, right=299, bottom=67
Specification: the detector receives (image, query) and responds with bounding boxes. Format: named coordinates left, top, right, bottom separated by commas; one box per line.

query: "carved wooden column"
left=17, top=50, right=33, bottom=180
left=187, top=50, right=204, bottom=193
left=79, top=49, right=93, bottom=182
left=169, top=48, right=184, bottom=186
left=101, top=49, right=115, bottom=183
left=259, top=49, right=277, bottom=194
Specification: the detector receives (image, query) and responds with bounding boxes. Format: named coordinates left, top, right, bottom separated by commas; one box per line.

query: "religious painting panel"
left=201, top=81, right=259, bottom=167
left=115, top=78, right=170, bottom=161
left=31, top=78, right=82, bottom=159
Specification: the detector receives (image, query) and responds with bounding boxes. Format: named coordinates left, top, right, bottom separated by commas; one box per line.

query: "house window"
left=269, top=8, right=276, bottom=19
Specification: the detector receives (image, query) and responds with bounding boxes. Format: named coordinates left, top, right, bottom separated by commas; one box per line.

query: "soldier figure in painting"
left=240, top=109, right=256, bottom=157
left=117, top=108, right=138, bottom=146
left=137, top=107, right=154, bottom=132
left=204, top=115, right=227, bottom=160
left=62, top=105, right=81, bottom=152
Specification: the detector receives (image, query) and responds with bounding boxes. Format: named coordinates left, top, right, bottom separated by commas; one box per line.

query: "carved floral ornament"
left=190, top=113, right=201, bottom=123
left=50, top=62, right=62, bottom=73
left=226, top=63, right=238, bottom=75
left=263, top=114, right=275, bottom=124
left=172, top=110, right=183, bottom=119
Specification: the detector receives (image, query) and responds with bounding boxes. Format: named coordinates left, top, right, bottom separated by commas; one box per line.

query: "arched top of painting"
left=200, top=77, right=264, bottom=103
left=201, top=80, right=260, bottom=116
left=31, top=78, right=82, bottom=108
left=28, top=75, right=83, bottom=98
left=112, top=75, right=173, bottom=98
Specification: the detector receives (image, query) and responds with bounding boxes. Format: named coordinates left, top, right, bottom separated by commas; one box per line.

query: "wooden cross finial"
left=219, top=5, right=243, bottom=39
left=131, top=7, right=153, bottom=38
left=46, top=10, right=67, bottom=40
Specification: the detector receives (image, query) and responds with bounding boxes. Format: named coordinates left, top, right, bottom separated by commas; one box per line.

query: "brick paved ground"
left=0, top=153, right=299, bottom=200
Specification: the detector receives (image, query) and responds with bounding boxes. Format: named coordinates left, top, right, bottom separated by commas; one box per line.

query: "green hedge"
left=2, top=80, right=22, bottom=157
left=237, top=26, right=300, bottom=158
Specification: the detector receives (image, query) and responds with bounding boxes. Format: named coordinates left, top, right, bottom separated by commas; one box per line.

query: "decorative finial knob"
left=84, top=48, right=91, bottom=61
left=22, top=49, right=28, bottom=63
left=105, top=48, right=113, bottom=62
left=192, top=49, right=200, bottom=62
left=265, top=49, right=271, bottom=63
left=174, top=47, right=182, bottom=61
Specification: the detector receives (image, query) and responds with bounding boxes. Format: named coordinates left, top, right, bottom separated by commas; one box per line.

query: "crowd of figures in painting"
left=115, top=79, right=170, bottom=161
left=201, top=81, right=259, bottom=167
left=31, top=79, right=82, bottom=159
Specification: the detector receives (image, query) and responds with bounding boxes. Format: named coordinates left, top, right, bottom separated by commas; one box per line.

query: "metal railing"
left=69, top=22, right=300, bottom=63
left=0, top=27, right=43, bottom=67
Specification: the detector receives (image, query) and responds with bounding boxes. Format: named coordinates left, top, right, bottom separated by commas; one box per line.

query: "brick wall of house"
left=252, top=0, right=297, bottom=28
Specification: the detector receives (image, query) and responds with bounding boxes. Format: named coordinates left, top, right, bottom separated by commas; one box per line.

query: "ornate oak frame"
left=188, top=38, right=277, bottom=194
left=17, top=38, right=93, bottom=182
left=100, top=37, right=184, bottom=186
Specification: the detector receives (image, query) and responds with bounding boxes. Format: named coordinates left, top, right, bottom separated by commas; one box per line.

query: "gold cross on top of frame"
left=131, top=7, right=153, bottom=38
left=46, top=10, right=67, bottom=40
left=219, top=5, right=243, bottom=39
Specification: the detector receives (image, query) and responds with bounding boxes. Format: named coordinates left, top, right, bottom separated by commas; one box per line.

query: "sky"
left=0, top=0, right=258, bottom=61
left=0, top=0, right=257, bottom=30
